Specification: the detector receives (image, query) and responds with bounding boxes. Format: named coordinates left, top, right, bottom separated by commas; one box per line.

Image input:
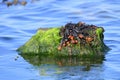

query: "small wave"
left=0, top=36, right=14, bottom=41
left=105, top=40, right=120, bottom=44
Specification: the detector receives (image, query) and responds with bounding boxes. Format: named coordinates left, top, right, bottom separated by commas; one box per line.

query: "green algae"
left=18, top=28, right=61, bottom=54
left=17, top=27, right=109, bottom=57
left=96, top=27, right=104, bottom=41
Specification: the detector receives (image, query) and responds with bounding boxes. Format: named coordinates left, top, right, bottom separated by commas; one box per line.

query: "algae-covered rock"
left=17, top=22, right=109, bottom=56
left=18, top=28, right=61, bottom=54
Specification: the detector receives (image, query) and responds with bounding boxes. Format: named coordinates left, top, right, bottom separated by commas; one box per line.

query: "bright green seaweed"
left=17, top=27, right=109, bottom=57
left=18, top=28, right=61, bottom=54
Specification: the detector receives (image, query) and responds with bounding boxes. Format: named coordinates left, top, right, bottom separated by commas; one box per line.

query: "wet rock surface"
left=17, top=22, right=109, bottom=56
left=1, top=0, right=39, bottom=7
left=2, top=0, right=27, bottom=7
left=57, top=22, right=108, bottom=55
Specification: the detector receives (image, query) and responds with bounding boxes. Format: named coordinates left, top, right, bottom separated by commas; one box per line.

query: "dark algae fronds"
left=1, top=0, right=39, bottom=7
left=2, top=0, right=27, bottom=7
left=58, top=22, right=108, bottom=56
left=17, top=22, right=109, bottom=58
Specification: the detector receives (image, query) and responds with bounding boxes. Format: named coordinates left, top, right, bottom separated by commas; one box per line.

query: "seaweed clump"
left=17, top=22, right=109, bottom=57
left=58, top=22, right=96, bottom=50
left=57, top=22, right=108, bottom=56
left=2, top=0, right=27, bottom=7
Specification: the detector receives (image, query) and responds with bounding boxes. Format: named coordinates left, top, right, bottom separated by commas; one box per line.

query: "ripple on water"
left=0, top=36, right=14, bottom=41
left=8, top=15, right=32, bottom=21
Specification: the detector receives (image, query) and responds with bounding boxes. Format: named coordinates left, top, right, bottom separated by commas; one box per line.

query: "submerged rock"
left=20, top=53, right=105, bottom=66
left=2, top=0, right=27, bottom=7
left=17, top=22, right=109, bottom=57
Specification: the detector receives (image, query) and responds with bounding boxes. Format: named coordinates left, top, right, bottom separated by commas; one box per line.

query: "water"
left=0, top=0, right=120, bottom=80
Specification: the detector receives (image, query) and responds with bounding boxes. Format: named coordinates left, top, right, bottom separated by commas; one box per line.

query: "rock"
left=20, top=1, right=27, bottom=6
left=18, top=28, right=61, bottom=54
left=2, top=0, right=27, bottom=6
left=17, top=22, right=109, bottom=57
left=6, top=2, right=12, bottom=7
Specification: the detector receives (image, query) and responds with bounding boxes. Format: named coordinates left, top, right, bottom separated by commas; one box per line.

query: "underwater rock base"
left=20, top=53, right=105, bottom=66
left=17, top=22, right=109, bottom=57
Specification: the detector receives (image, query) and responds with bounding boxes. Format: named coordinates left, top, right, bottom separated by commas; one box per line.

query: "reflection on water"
left=20, top=53, right=105, bottom=80
left=20, top=53, right=104, bottom=68
left=37, top=64, right=104, bottom=80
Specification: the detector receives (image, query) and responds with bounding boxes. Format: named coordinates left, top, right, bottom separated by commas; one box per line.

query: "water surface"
left=0, top=0, right=120, bottom=80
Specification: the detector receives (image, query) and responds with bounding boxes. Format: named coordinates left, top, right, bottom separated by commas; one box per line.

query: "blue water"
left=0, top=0, right=120, bottom=80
